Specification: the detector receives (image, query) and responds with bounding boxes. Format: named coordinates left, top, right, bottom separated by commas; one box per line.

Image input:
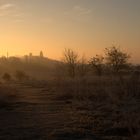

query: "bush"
left=2, top=73, right=12, bottom=82
left=15, top=70, right=29, bottom=81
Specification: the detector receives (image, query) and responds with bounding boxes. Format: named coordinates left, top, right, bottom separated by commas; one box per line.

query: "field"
left=0, top=75, right=139, bottom=140
left=0, top=0, right=139, bottom=139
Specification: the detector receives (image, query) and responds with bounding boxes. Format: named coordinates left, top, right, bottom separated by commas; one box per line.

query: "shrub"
left=2, top=73, right=12, bottom=82
left=15, top=70, right=29, bottom=81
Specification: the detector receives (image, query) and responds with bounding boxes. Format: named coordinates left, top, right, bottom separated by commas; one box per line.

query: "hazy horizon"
left=0, top=0, right=140, bottom=63
left=0, top=1, right=140, bottom=139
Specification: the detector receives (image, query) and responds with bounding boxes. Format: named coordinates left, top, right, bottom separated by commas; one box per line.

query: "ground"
left=0, top=79, right=139, bottom=140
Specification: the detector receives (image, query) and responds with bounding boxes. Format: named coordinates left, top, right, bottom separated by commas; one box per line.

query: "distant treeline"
left=0, top=46, right=140, bottom=81
left=61, top=46, right=140, bottom=78
left=0, top=53, right=60, bottom=80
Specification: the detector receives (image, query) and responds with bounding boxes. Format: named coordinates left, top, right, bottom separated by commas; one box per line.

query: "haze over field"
left=0, top=1, right=140, bottom=139
left=0, top=0, right=140, bottom=63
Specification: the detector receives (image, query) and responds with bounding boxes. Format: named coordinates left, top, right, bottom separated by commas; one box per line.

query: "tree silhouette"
left=62, top=48, right=78, bottom=78
left=89, top=55, right=104, bottom=76
left=105, top=46, right=130, bottom=74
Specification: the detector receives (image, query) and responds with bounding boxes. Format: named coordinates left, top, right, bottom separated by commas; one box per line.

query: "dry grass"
left=52, top=74, right=140, bottom=139
left=0, top=74, right=139, bottom=139
left=0, top=84, right=18, bottom=107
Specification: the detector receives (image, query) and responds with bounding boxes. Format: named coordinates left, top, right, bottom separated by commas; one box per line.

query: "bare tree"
left=62, top=48, right=78, bottom=78
left=105, top=46, right=130, bottom=74
left=89, top=55, right=104, bottom=76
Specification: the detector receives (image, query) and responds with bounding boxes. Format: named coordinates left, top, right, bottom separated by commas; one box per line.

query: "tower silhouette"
left=40, top=51, right=44, bottom=58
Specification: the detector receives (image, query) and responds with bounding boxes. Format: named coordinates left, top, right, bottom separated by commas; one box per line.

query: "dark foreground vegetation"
left=0, top=46, right=140, bottom=140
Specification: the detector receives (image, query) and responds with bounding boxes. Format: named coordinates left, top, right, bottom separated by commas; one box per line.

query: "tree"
left=62, top=48, right=78, bottom=78
left=105, top=46, right=130, bottom=74
left=89, top=55, right=104, bottom=76
left=2, top=73, right=12, bottom=82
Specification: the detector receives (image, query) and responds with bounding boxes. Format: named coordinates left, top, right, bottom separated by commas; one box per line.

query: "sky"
left=0, top=0, right=140, bottom=63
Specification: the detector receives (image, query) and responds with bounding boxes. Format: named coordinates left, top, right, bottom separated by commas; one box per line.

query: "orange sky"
left=0, top=0, right=140, bottom=63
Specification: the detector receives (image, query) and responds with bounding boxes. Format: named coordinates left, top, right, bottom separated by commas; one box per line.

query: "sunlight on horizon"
left=0, top=0, right=140, bottom=63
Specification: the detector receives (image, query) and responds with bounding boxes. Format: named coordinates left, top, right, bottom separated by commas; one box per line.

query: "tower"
left=40, top=51, right=44, bottom=58
left=7, top=52, right=9, bottom=58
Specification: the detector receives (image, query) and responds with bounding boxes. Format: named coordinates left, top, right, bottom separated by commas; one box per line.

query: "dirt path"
left=0, top=83, right=100, bottom=140
left=1, top=82, right=138, bottom=140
